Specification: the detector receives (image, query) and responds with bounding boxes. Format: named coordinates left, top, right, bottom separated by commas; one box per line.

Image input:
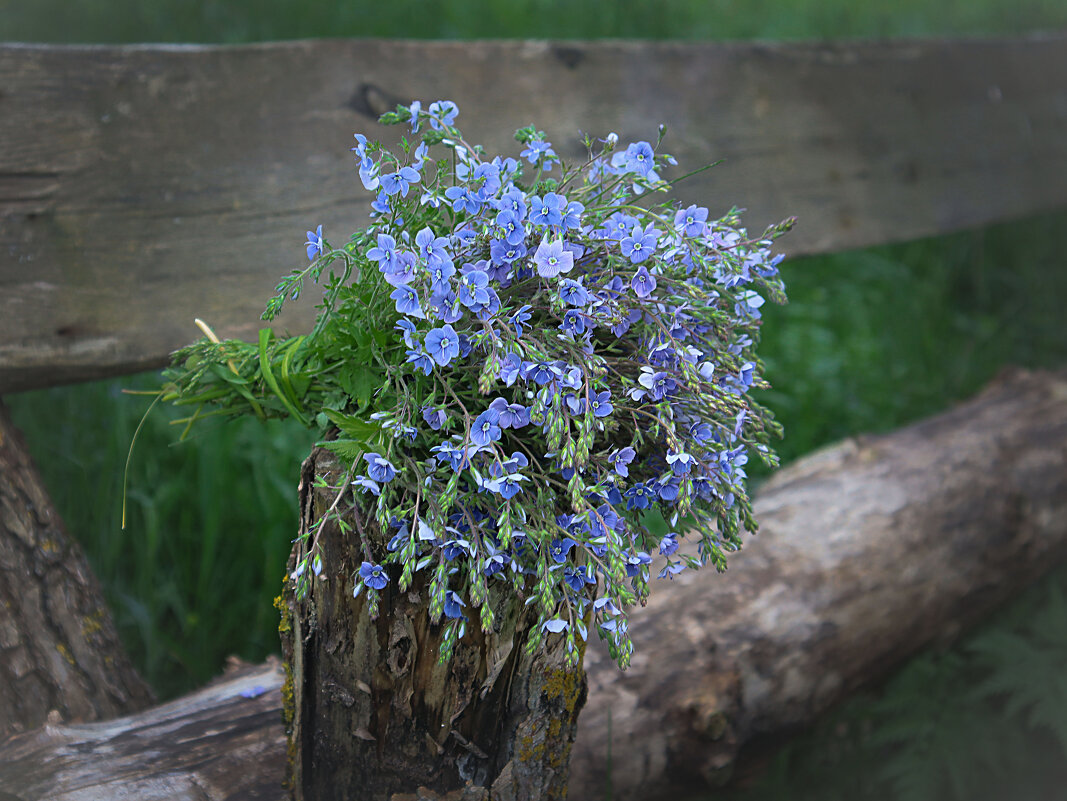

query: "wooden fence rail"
left=1, top=35, right=1066, bottom=394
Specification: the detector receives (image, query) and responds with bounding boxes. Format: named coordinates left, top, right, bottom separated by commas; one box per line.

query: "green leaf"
left=318, top=438, right=375, bottom=466
left=257, top=329, right=310, bottom=427
left=321, top=409, right=384, bottom=447
left=336, top=364, right=383, bottom=411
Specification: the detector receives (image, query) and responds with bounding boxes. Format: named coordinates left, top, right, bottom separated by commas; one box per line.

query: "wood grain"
left=1, top=36, right=1066, bottom=393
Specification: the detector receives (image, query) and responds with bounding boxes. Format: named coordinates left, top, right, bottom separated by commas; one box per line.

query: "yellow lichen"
left=281, top=660, right=297, bottom=789
left=274, top=594, right=291, bottom=635
left=541, top=667, right=580, bottom=703
left=81, top=609, right=105, bottom=638
left=56, top=642, right=76, bottom=666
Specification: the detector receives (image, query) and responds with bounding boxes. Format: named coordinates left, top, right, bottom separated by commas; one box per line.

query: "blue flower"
left=561, top=309, right=586, bottom=336
left=624, top=551, right=652, bottom=578
left=459, top=161, right=502, bottom=199
left=510, top=305, right=533, bottom=337
left=415, top=226, right=453, bottom=268
left=444, top=185, right=482, bottom=215
left=674, top=204, right=708, bottom=237
left=624, top=482, right=654, bottom=510
left=521, top=140, right=556, bottom=169
left=442, top=539, right=469, bottom=561
left=390, top=284, right=425, bottom=318
left=428, top=100, right=458, bottom=130
left=533, top=237, right=573, bottom=278
left=305, top=225, right=324, bottom=261
left=471, top=408, right=502, bottom=447
left=656, top=476, right=681, bottom=501
left=350, top=132, right=370, bottom=159
left=395, top=319, right=416, bottom=347
left=666, top=451, right=696, bottom=475
left=370, top=191, right=390, bottom=216
left=499, top=352, right=522, bottom=386
left=364, top=453, right=397, bottom=483
left=563, top=566, right=589, bottom=593
left=631, top=265, right=658, bottom=298
left=659, top=534, right=680, bottom=556
left=637, top=369, right=676, bottom=401
left=489, top=450, right=529, bottom=476
left=422, top=405, right=447, bottom=430
left=561, top=200, right=585, bottom=231
left=558, top=279, right=590, bottom=307
left=549, top=538, right=576, bottom=564
left=359, top=561, right=389, bottom=591
left=380, top=165, right=420, bottom=197
left=490, top=239, right=527, bottom=267
left=608, top=446, right=636, bottom=477
left=427, top=260, right=456, bottom=295
left=495, top=209, right=527, bottom=245
left=443, top=590, right=466, bottom=619
left=429, top=290, right=464, bottom=324
left=382, top=252, right=418, bottom=287
left=472, top=285, right=500, bottom=321
left=458, top=269, right=490, bottom=308
left=431, top=441, right=472, bottom=471
left=589, top=390, right=613, bottom=418
left=406, top=348, right=433, bottom=375
left=407, top=100, right=423, bottom=132
left=491, top=399, right=530, bottom=429
left=367, top=233, right=398, bottom=273
left=351, top=475, right=381, bottom=496
left=564, top=394, right=585, bottom=415
left=412, top=141, right=430, bottom=169
left=522, top=360, right=559, bottom=386
left=621, top=224, right=659, bottom=264
left=529, top=193, right=565, bottom=228
left=424, top=324, right=460, bottom=366
left=496, top=187, right=527, bottom=219
left=619, top=140, right=655, bottom=176
left=491, top=473, right=526, bottom=500
left=735, top=289, right=766, bottom=319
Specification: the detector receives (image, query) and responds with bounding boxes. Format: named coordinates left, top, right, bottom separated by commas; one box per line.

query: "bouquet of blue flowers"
left=163, top=100, right=789, bottom=670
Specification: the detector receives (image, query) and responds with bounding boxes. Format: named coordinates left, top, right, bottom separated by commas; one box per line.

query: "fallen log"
left=0, top=658, right=287, bottom=801
left=569, top=366, right=1067, bottom=799
left=1, top=367, right=1065, bottom=800
left=0, top=401, right=154, bottom=740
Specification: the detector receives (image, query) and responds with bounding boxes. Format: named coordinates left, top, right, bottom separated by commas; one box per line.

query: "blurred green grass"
left=3, top=0, right=1066, bottom=42
left=3, top=1, right=1067, bottom=798
left=8, top=377, right=314, bottom=698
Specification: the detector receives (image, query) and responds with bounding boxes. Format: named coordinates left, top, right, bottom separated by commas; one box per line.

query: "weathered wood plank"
left=2, top=368, right=1065, bottom=800
left=2, top=36, right=1066, bottom=393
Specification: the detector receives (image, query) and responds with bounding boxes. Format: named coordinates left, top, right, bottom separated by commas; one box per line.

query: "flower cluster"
left=179, top=100, right=789, bottom=669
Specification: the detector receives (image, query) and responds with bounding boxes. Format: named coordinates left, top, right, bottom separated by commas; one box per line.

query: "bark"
left=1, top=367, right=1065, bottom=800
left=0, top=400, right=154, bottom=740
left=280, top=453, right=587, bottom=801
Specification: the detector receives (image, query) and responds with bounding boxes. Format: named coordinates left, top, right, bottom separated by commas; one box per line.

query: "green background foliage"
left=4, top=2, right=1066, bottom=799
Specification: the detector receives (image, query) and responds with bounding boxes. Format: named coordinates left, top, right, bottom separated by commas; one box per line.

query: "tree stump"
left=280, top=450, right=587, bottom=801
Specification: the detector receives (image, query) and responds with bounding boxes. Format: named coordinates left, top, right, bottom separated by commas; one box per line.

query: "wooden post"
left=280, top=449, right=587, bottom=801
